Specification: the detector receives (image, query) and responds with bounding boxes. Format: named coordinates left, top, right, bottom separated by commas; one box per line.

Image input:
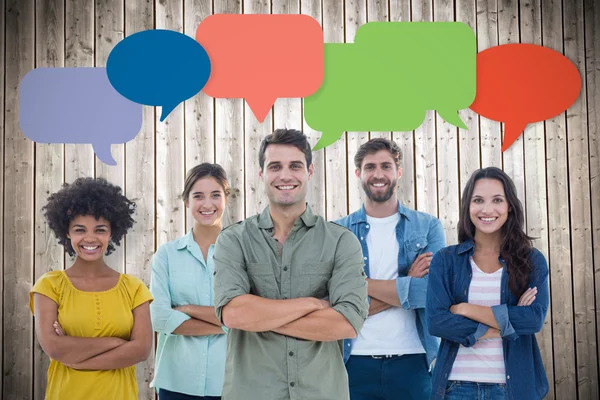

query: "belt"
left=356, top=354, right=403, bottom=359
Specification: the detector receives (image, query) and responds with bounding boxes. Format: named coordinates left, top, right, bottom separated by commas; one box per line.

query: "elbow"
left=222, top=305, right=244, bottom=330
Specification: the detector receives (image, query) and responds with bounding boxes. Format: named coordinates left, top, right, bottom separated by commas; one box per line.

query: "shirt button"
left=360, top=237, right=364, bottom=240
left=364, top=257, right=367, bottom=260
left=289, top=351, right=294, bottom=356
left=283, top=266, right=288, bottom=271
left=290, top=382, right=295, bottom=387
left=366, top=225, right=370, bottom=229
left=507, top=375, right=510, bottom=379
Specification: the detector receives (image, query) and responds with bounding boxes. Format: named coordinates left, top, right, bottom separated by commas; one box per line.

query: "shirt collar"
left=257, top=203, right=318, bottom=230
left=175, top=229, right=195, bottom=250
left=354, top=200, right=409, bottom=225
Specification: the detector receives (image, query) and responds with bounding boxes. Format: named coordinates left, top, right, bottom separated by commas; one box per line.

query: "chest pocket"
left=247, top=263, right=279, bottom=299
left=301, top=262, right=334, bottom=299
left=399, top=236, right=428, bottom=275
left=170, top=263, right=203, bottom=306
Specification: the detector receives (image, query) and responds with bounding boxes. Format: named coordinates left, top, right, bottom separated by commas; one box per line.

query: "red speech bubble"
left=196, top=14, right=324, bottom=123
left=470, top=43, right=581, bottom=151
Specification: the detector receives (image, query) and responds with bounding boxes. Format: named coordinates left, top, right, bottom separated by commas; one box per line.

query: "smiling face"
left=186, top=177, right=227, bottom=227
left=469, top=178, right=510, bottom=236
left=356, top=149, right=402, bottom=203
left=260, top=143, right=313, bottom=208
left=67, top=215, right=111, bottom=262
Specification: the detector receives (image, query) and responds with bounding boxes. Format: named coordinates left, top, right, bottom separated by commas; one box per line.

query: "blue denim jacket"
left=336, top=201, right=446, bottom=366
left=426, top=240, right=549, bottom=400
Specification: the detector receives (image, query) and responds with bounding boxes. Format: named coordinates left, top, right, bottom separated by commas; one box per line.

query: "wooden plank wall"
left=1, top=0, right=599, bottom=399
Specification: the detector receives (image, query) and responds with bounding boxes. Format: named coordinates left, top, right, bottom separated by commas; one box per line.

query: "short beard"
left=362, top=180, right=397, bottom=203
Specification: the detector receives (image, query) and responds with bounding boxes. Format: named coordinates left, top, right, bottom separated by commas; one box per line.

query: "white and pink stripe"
left=447, top=257, right=506, bottom=384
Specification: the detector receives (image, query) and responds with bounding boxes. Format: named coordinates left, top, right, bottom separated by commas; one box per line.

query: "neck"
left=192, top=222, right=221, bottom=246
left=473, top=230, right=502, bottom=254
left=70, top=258, right=111, bottom=275
left=364, top=196, right=398, bottom=218
left=270, top=201, right=306, bottom=236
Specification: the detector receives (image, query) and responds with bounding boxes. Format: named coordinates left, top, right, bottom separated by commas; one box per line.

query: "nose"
left=279, top=166, right=293, bottom=181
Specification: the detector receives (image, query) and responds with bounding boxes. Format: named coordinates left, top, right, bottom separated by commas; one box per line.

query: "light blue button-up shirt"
left=149, top=230, right=227, bottom=397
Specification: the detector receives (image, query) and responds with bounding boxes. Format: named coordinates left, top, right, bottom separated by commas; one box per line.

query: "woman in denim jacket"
left=427, top=167, right=549, bottom=400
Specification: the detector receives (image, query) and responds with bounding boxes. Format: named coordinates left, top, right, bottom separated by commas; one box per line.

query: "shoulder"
left=120, top=273, right=149, bottom=291
left=33, top=270, right=66, bottom=291
left=404, top=207, right=441, bottom=226
left=220, top=217, right=256, bottom=236
left=334, top=211, right=359, bottom=228
left=432, top=244, right=463, bottom=260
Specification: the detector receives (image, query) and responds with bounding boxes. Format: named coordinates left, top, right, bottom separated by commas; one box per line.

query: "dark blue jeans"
left=444, top=381, right=506, bottom=400
left=346, top=353, right=432, bottom=400
left=159, top=388, right=221, bottom=400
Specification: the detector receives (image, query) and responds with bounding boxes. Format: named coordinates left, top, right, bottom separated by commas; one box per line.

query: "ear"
left=259, top=168, right=264, bottom=179
left=355, top=168, right=360, bottom=179
left=397, top=167, right=403, bottom=179
left=308, top=164, right=314, bottom=179
left=66, top=233, right=71, bottom=239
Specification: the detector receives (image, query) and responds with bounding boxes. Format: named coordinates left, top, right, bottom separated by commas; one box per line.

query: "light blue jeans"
left=444, top=381, right=506, bottom=400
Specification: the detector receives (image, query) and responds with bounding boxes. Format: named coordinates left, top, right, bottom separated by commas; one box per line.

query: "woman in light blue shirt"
left=150, top=163, right=230, bottom=400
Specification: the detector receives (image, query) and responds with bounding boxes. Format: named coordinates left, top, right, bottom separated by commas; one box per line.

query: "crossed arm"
left=34, top=293, right=152, bottom=370
left=213, top=230, right=369, bottom=342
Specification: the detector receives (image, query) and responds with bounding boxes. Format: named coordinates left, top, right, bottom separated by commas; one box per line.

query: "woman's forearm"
left=47, top=336, right=126, bottom=364
left=66, top=340, right=149, bottom=371
left=454, top=303, right=500, bottom=329
left=172, top=319, right=225, bottom=336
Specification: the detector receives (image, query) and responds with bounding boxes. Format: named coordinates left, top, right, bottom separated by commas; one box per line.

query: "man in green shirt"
left=213, top=128, right=369, bottom=400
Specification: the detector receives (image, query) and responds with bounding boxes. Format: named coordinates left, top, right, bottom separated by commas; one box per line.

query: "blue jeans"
left=346, top=353, right=431, bottom=400
left=159, top=388, right=220, bottom=400
left=444, top=381, right=506, bottom=400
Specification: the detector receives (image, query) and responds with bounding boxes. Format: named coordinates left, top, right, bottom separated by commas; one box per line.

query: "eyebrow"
left=192, top=190, right=222, bottom=195
left=472, top=194, right=505, bottom=197
left=73, top=224, right=108, bottom=228
left=266, top=161, right=305, bottom=167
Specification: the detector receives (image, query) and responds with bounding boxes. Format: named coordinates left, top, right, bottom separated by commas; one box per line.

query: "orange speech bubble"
left=469, top=43, right=581, bottom=151
left=196, top=14, right=324, bottom=123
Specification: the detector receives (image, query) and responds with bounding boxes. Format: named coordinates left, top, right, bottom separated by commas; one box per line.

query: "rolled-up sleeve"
left=426, top=251, right=487, bottom=347
left=149, top=246, right=191, bottom=335
left=213, top=230, right=251, bottom=325
left=396, top=217, right=446, bottom=310
left=329, top=231, right=369, bottom=335
left=491, top=249, right=549, bottom=340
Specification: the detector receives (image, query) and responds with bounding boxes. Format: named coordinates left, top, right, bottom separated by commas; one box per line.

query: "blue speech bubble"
left=19, top=67, right=142, bottom=166
left=106, top=29, right=211, bottom=121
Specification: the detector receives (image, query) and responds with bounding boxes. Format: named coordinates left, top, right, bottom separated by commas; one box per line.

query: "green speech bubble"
left=305, top=22, right=476, bottom=151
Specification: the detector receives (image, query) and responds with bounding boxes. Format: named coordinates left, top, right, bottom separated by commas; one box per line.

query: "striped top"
left=448, top=257, right=506, bottom=383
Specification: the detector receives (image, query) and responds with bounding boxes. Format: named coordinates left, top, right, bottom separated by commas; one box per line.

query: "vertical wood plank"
left=124, top=0, right=156, bottom=398
left=433, top=0, right=459, bottom=244
left=184, top=0, right=214, bottom=231
left=456, top=0, right=481, bottom=193
left=156, top=0, right=186, bottom=246
left=564, top=0, right=598, bottom=397
left=344, top=0, right=367, bottom=214
left=520, top=1, right=554, bottom=398
left=33, top=1, right=65, bottom=398
left=476, top=0, right=502, bottom=168
left=244, top=0, right=272, bottom=218
left=498, top=0, right=525, bottom=225
left=300, top=0, right=326, bottom=216
left=0, top=0, right=5, bottom=392
left=322, top=0, right=347, bottom=221
left=65, top=0, right=95, bottom=181
left=411, top=0, right=438, bottom=218
left=3, top=1, right=34, bottom=398
left=95, top=0, right=125, bottom=273
left=584, top=0, right=600, bottom=389
left=214, top=0, right=244, bottom=226
left=542, top=0, right=577, bottom=397
left=389, top=1, right=414, bottom=210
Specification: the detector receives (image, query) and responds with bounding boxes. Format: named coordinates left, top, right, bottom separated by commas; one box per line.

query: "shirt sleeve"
left=396, top=217, right=446, bottom=310
left=131, top=277, right=154, bottom=309
left=426, top=250, right=488, bottom=347
left=149, top=246, right=191, bottom=335
left=30, top=271, right=63, bottom=314
left=213, top=229, right=251, bottom=326
left=329, top=231, right=369, bottom=335
left=490, top=248, right=549, bottom=340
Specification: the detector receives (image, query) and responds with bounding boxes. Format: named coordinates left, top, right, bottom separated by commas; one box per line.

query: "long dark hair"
left=458, top=167, right=534, bottom=298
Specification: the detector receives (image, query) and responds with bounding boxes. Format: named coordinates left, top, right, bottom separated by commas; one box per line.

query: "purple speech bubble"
left=19, top=67, right=142, bottom=165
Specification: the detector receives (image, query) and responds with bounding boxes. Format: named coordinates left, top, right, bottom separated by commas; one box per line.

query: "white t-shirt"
left=351, top=213, right=425, bottom=356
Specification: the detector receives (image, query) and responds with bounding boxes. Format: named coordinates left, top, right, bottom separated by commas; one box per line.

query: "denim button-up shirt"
left=426, top=240, right=549, bottom=400
left=336, top=201, right=446, bottom=366
left=149, top=230, right=227, bottom=397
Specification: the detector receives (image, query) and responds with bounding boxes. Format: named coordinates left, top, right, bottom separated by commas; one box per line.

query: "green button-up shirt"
left=213, top=204, right=368, bottom=400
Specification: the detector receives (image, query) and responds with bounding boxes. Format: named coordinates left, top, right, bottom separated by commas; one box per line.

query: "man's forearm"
left=272, top=308, right=357, bottom=341
left=172, top=319, right=225, bottom=336
left=223, top=294, right=323, bottom=331
left=177, top=305, right=222, bottom=327
left=369, top=298, right=394, bottom=316
left=367, top=279, right=402, bottom=307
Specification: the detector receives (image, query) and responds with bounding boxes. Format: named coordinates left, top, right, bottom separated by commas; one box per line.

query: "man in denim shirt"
left=336, top=138, right=446, bottom=400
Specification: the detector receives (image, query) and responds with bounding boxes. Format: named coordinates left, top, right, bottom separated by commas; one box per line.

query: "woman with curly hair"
left=149, top=163, right=229, bottom=400
left=29, top=177, right=153, bottom=400
left=426, top=167, right=549, bottom=400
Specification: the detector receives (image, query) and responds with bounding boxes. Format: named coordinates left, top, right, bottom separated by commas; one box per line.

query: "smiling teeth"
left=372, top=183, right=385, bottom=187
left=201, top=211, right=215, bottom=215
left=278, top=186, right=295, bottom=190
left=481, top=217, right=497, bottom=222
left=82, top=246, right=99, bottom=250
